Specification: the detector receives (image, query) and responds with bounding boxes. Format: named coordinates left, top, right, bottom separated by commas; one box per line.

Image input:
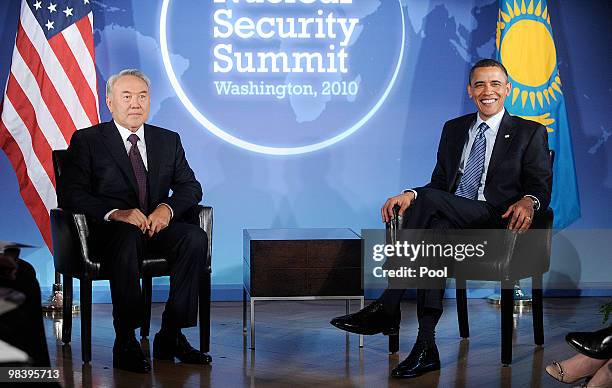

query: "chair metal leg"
left=81, top=279, right=92, bottom=364
left=62, top=275, right=73, bottom=344
left=532, top=275, right=544, bottom=346
left=141, top=277, right=152, bottom=339
left=456, top=278, right=469, bottom=338
left=250, top=298, right=255, bottom=349
left=243, top=288, right=247, bottom=333
left=199, top=271, right=211, bottom=354
left=501, top=282, right=514, bottom=365
left=359, top=297, right=364, bottom=348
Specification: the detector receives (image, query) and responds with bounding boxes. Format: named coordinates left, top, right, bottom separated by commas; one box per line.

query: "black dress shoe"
left=391, top=341, right=440, bottom=379
left=153, top=332, right=212, bottom=364
left=113, top=336, right=151, bottom=373
left=566, top=326, right=612, bottom=360
left=330, top=301, right=400, bottom=335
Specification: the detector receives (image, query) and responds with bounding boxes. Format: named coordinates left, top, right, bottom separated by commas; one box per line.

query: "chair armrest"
left=504, top=207, right=554, bottom=280
left=533, top=207, right=554, bottom=229
left=385, top=205, right=401, bottom=243
left=489, top=208, right=554, bottom=281
left=50, top=208, right=100, bottom=278
left=178, top=205, right=213, bottom=273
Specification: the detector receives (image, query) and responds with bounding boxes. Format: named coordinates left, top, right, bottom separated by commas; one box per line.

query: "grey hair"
left=106, top=69, right=151, bottom=96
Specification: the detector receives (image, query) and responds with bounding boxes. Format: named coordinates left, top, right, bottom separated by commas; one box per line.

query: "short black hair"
left=469, top=59, right=509, bottom=84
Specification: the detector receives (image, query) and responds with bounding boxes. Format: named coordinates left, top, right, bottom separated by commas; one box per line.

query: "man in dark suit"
left=331, top=59, right=552, bottom=378
left=62, top=69, right=211, bottom=373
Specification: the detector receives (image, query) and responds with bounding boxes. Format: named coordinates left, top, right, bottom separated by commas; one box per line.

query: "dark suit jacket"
left=60, top=121, right=202, bottom=221
left=416, top=111, right=552, bottom=212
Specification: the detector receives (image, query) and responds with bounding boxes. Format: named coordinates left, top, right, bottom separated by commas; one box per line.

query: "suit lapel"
left=144, top=124, right=161, bottom=204
left=100, top=121, right=139, bottom=196
left=486, top=111, right=516, bottom=180
left=448, top=114, right=475, bottom=191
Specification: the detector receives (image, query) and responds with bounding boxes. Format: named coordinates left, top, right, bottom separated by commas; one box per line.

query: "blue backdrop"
left=1, top=0, right=610, bottom=300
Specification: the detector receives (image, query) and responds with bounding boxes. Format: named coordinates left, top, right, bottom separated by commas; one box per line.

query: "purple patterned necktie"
left=127, top=134, right=148, bottom=213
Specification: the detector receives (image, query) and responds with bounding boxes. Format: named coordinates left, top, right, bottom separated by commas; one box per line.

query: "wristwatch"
left=524, top=195, right=540, bottom=211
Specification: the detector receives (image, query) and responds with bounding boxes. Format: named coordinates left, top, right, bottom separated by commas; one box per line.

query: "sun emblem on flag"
left=496, top=0, right=562, bottom=132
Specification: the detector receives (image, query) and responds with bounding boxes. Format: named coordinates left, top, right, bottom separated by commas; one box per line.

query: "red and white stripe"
left=0, top=1, right=99, bottom=250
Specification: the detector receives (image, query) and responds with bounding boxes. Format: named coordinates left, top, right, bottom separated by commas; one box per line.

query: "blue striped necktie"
left=455, top=122, right=489, bottom=200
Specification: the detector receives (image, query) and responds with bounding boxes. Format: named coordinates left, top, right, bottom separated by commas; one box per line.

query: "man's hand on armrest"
left=109, top=209, right=150, bottom=234
left=381, top=191, right=416, bottom=223
left=501, top=197, right=535, bottom=232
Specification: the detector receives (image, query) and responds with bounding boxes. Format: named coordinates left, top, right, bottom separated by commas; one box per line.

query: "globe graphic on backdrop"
left=93, top=1, right=499, bottom=155
left=160, top=0, right=404, bottom=155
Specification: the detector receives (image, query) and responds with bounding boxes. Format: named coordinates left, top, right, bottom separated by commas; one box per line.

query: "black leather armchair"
left=455, top=208, right=552, bottom=364
left=386, top=206, right=553, bottom=365
left=49, top=150, right=212, bottom=363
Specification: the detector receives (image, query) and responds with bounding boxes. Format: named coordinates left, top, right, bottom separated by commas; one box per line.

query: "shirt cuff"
left=157, top=203, right=174, bottom=219
left=104, top=209, right=118, bottom=221
left=523, top=195, right=541, bottom=211
left=402, top=189, right=418, bottom=200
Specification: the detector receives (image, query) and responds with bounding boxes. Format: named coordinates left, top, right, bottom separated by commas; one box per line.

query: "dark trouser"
left=0, top=259, right=50, bottom=366
left=92, top=221, right=207, bottom=336
left=380, top=188, right=501, bottom=339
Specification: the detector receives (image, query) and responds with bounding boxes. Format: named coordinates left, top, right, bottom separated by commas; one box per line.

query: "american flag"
left=0, top=0, right=99, bottom=250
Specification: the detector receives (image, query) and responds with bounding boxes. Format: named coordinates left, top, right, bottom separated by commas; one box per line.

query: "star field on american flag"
left=28, top=0, right=92, bottom=39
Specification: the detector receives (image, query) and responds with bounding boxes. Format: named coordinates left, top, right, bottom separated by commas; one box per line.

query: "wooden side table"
left=243, top=228, right=363, bottom=349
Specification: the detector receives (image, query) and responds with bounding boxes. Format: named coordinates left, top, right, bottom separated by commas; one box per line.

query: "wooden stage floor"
left=43, top=297, right=607, bottom=387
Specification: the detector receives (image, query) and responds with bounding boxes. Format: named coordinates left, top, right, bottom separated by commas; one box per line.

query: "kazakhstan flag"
left=496, top=0, right=580, bottom=228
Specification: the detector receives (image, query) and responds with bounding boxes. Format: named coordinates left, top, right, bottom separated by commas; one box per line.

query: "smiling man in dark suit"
left=62, top=69, right=210, bottom=373
left=331, top=59, right=552, bottom=379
